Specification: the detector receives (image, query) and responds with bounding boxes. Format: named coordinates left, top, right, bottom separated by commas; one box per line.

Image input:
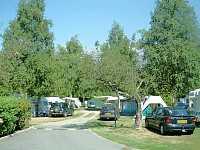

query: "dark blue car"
left=145, top=107, right=195, bottom=135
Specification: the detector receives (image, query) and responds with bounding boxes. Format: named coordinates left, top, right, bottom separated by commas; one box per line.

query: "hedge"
left=0, top=96, right=31, bottom=137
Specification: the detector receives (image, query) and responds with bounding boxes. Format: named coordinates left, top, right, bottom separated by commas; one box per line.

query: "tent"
left=141, top=96, right=167, bottom=111
left=141, top=96, right=167, bottom=119
left=44, top=97, right=65, bottom=103
left=106, top=96, right=126, bottom=101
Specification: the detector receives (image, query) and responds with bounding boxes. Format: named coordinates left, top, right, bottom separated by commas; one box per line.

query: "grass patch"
left=87, top=117, right=200, bottom=150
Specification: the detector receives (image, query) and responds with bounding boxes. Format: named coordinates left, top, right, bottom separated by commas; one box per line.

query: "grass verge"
left=86, top=116, right=200, bottom=150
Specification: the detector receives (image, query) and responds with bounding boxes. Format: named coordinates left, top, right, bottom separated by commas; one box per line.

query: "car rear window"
left=89, top=101, right=95, bottom=105
left=170, top=109, right=189, bottom=116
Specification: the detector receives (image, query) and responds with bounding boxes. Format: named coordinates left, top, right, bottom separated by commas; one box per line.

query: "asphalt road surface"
left=0, top=111, right=125, bottom=150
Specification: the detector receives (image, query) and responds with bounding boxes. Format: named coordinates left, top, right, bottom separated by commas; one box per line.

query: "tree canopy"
left=1, top=0, right=53, bottom=97
left=141, top=0, right=200, bottom=104
left=0, top=0, right=199, bottom=106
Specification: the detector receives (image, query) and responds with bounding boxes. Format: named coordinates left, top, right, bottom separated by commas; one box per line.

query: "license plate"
left=105, top=113, right=111, bottom=115
left=178, top=120, right=187, bottom=124
left=182, top=129, right=186, bottom=132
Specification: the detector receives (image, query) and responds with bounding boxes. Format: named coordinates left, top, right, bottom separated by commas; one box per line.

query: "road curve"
left=0, top=111, right=125, bottom=150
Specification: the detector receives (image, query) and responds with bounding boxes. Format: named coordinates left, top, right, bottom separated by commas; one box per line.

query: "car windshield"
left=102, top=105, right=114, bottom=111
left=176, top=102, right=185, bottom=106
left=169, top=109, right=189, bottom=116
left=51, top=103, right=63, bottom=109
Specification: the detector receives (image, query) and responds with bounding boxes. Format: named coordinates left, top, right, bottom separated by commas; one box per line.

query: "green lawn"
left=86, top=117, right=200, bottom=150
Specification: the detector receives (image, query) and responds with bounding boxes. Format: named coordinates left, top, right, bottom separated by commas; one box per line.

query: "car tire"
left=160, top=125, right=165, bottom=135
left=64, top=112, right=68, bottom=117
left=187, top=130, right=194, bottom=135
left=145, top=120, right=149, bottom=128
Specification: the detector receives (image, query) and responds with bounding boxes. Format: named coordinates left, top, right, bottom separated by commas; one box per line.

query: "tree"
left=141, top=0, right=200, bottom=105
left=2, top=0, right=54, bottom=97
left=99, top=22, right=139, bottom=97
left=66, top=35, right=83, bottom=54
left=50, top=36, right=88, bottom=97
left=0, top=51, right=10, bottom=95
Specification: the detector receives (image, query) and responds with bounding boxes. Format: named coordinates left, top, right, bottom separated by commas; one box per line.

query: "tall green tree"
left=2, top=0, right=54, bottom=96
left=99, top=22, right=139, bottom=97
left=66, top=35, right=83, bottom=54
left=50, top=36, right=84, bottom=97
left=141, top=0, right=200, bottom=104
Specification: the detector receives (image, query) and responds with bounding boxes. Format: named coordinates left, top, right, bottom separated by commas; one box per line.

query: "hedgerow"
left=0, top=96, right=31, bottom=137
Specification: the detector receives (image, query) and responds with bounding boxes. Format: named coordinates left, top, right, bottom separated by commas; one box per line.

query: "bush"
left=16, top=99, right=31, bottom=130
left=0, top=96, right=31, bottom=137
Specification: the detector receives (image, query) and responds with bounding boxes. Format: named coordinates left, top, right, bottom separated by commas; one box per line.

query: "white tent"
left=43, top=97, right=65, bottom=103
left=63, top=97, right=81, bottom=108
left=141, top=96, right=167, bottom=111
left=107, top=96, right=126, bottom=101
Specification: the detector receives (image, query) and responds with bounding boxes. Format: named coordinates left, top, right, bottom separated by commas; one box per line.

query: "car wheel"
left=64, top=113, right=67, bottom=117
left=145, top=120, right=149, bottom=128
left=187, top=130, right=194, bottom=135
left=160, top=125, right=165, bottom=135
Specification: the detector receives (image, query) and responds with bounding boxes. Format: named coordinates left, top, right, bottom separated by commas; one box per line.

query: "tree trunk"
left=135, top=99, right=142, bottom=129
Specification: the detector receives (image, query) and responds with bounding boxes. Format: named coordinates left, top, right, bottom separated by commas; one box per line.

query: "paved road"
left=0, top=111, right=125, bottom=150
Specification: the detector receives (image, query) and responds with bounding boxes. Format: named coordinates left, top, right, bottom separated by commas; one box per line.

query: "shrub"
left=0, top=96, right=31, bottom=137
left=16, top=99, right=31, bottom=130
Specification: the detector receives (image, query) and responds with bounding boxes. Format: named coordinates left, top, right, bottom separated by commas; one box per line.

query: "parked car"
left=49, top=102, right=74, bottom=117
left=145, top=107, right=196, bottom=135
left=38, top=100, right=49, bottom=117
left=100, top=103, right=120, bottom=120
left=67, top=101, right=75, bottom=116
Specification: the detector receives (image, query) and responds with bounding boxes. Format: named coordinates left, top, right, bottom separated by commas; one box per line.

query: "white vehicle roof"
left=107, top=96, right=126, bottom=101
left=41, top=97, right=65, bottom=103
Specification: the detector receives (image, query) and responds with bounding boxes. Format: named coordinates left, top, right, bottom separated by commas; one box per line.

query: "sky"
left=0, top=0, right=200, bottom=50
